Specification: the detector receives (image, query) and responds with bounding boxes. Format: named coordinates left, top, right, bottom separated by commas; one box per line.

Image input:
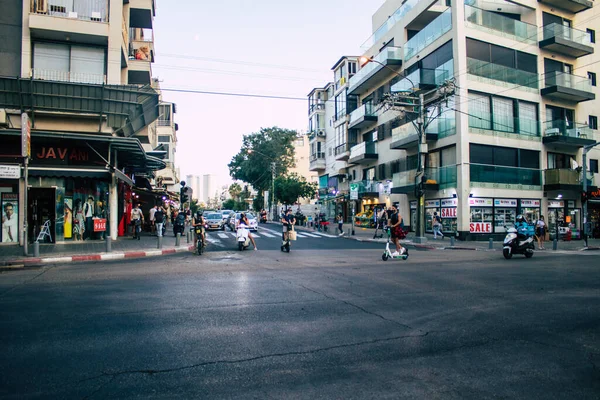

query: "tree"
left=228, top=182, right=242, bottom=201
left=190, top=199, right=200, bottom=214
left=274, top=173, right=317, bottom=206
left=228, top=127, right=298, bottom=191
left=222, top=199, right=236, bottom=210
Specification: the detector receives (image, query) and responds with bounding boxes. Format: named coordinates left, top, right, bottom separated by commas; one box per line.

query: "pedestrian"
left=336, top=212, right=344, bottom=236
left=389, top=205, right=407, bottom=256
left=84, top=196, right=95, bottom=240
left=149, top=204, right=157, bottom=235
left=373, top=207, right=387, bottom=239
left=432, top=211, right=444, bottom=239
left=130, top=203, right=144, bottom=240
left=536, top=215, right=546, bottom=250
left=73, top=201, right=84, bottom=241
left=154, top=203, right=165, bottom=237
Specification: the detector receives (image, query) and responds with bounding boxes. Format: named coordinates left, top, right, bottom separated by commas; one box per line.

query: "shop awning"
left=28, top=167, right=110, bottom=179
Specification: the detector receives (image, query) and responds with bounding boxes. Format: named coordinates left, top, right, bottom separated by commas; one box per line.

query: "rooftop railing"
left=405, top=8, right=452, bottom=61
left=30, top=0, right=109, bottom=22
left=465, top=5, right=537, bottom=44
left=360, top=0, right=419, bottom=51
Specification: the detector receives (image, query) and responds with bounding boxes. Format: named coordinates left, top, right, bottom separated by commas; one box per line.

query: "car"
left=226, top=211, right=238, bottom=231
left=205, top=212, right=225, bottom=230
left=220, top=209, right=234, bottom=224
left=234, top=211, right=258, bottom=232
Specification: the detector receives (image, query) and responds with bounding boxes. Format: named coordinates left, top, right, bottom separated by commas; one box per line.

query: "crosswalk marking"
left=252, top=234, right=261, bottom=238
left=206, top=237, right=225, bottom=247
left=218, top=233, right=229, bottom=239
left=301, top=232, right=321, bottom=238
left=260, top=232, right=276, bottom=238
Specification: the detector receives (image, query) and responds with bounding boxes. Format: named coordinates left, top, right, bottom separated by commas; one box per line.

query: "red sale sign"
left=441, top=208, right=456, bottom=218
left=470, top=222, right=492, bottom=233
left=93, top=218, right=107, bottom=232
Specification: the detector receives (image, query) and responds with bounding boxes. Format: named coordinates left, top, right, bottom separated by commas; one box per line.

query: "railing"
left=349, top=141, right=377, bottom=159
left=348, top=47, right=402, bottom=90
left=357, top=180, right=379, bottom=194
left=543, top=120, right=593, bottom=139
left=310, top=152, right=326, bottom=162
left=544, top=71, right=593, bottom=92
left=468, top=111, right=540, bottom=136
left=393, top=169, right=417, bottom=188
left=32, top=69, right=106, bottom=84
left=467, top=58, right=539, bottom=89
left=392, top=64, right=453, bottom=93
left=30, top=0, right=109, bottom=22
left=360, top=0, right=419, bottom=51
left=465, top=5, right=537, bottom=44
left=335, top=108, right=347, bottom=121
left=425, top=165, right=457, bottom=188
left=405, top=8, right=452, bottom=60
left=130, top=28, right=154, bottom=42
left=309, top=103, right=326, bottom=114
left=542, top=23, right=593, bottom=47
left=391, top=121, right=418, bottom=143
left=426, top=117, right=456, bottom=139
left=157, top=120, right=173, bottom=127
left=544, top=169, right=582, bottom=186
left=334, top=142, right=356, bottom=156
left=349, top=103, right=377, bottom=125
left=470, top=164, right=542, bottom=186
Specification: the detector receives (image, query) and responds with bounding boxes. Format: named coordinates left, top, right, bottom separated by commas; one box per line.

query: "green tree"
left=274, top=173, right=317, bottom=205
left=228, top=127, right=298, bottom=192
left=190, top=199, right=200, bottom=214
left=228, top=182, right=242, bottom=201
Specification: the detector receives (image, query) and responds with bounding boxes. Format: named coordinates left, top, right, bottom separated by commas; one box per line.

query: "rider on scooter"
left=192, top=211, right=206, bottom=250
left=238, top=213, right=257, bottom=250
left=282, top=208, right=296, bottom=243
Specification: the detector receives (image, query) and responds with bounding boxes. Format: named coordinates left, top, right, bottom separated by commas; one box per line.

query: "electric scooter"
left=236, top=223, right=251, bottom=251
left=503, top=225, right=534, bottom=259
left=381, top=227, right=408, bottom=261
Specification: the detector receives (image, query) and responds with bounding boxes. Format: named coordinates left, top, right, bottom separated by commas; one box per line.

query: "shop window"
left=590, top=159, right=599, bottom=174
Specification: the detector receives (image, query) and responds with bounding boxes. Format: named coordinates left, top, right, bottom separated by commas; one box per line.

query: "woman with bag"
left=536, top=215, right=546, bottom=250
left=389, top=205, right=408, bottom=256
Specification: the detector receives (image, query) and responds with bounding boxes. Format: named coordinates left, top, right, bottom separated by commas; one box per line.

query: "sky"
left=152, top=0, right=385, bottom=189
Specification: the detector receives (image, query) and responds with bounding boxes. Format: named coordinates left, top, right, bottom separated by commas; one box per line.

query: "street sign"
left=21, top=113, right=31, bottom=158
left=350, top=183, right=358, bottom=200
left=0, top=165, right=20, bottom=179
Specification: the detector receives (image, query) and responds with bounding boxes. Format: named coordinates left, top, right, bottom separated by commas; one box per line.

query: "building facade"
left=0, top=0, right=175, bottom=246
left=309, top=0, right=600, bottom=240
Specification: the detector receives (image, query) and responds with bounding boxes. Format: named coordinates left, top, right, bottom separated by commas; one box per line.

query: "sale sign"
left=470, top=222, right=492, bottom=233
left=441, top=208, right=457, bottom=218
left=93, top=218, right=107, bottom=232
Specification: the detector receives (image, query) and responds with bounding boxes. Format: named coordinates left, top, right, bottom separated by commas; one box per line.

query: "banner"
left=64, top=198, right=73, bottom=239
left=1, top=193, right=19, bottom=243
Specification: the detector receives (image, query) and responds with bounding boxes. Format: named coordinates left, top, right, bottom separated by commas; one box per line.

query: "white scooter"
left=236, top=223, right=251, bottom=251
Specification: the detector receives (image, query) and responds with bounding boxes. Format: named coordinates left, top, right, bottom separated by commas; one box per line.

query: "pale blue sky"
left=153, top=0, right=385, bottom=187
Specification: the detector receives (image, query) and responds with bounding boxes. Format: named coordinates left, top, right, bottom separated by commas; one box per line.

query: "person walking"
left=389, top=205, right=407, bottom=256
left=96, top=201, right=107, bottom=240
left=73, top=202, right=85, bottom=241
left=83, top=196, right=95, bottom=240
left=149, top=205, right=157, bottom=235
left=281, top=208, right=296, bottom=247
left=130, top=203, right=144, bottom=240
left=154, top=204, right=165, bottom=238
left=336, top=212, right=344, bottom=236
left=536, top=215, right=546, bottom=250
left=432, top=211, right=444, bottom=239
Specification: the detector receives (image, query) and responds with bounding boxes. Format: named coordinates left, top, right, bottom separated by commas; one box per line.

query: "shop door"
left=29, top=188, right=56, bottom=243
left=548, top=208, right=564, bottom=241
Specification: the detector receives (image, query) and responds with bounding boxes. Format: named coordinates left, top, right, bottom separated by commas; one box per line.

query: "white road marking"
left=206, top=237, right=225, bottom=247
left=260, top=232, right=275, bottom=238
left=301, top=233, right=320, bottom=238
left=218, top=233, right=229, bottom=239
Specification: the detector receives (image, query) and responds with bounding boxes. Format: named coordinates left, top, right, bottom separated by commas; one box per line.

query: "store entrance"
left=548, top=208, right=565, bottom=241
left=29, top=188, right=56, bottom=244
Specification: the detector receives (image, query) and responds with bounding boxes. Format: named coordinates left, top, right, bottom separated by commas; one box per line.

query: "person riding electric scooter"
left=192, top=211, right=206, bottom=254
left=281, top=208, right=296, bottom=252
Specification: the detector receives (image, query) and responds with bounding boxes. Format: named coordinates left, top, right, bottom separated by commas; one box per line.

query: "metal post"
left=23, top=157, right=29, bottom=256
left=157, top=235, right=163, bottom=249
left=450, top=235, right=455, bottom=247
left=176, top=232, right=181, bottom=246
left=415, top=93, right=427, bottom=244
left=553, top=238, right=558, bottom=251
left=105, top=234, right=111, bottom=252
left=33, top=241, right=39, bottom=257
left=351, top=204, right=355, bottom=235
left=489, top=237, right=493, bottom=250
left=271, top=162, right=276, bottom=221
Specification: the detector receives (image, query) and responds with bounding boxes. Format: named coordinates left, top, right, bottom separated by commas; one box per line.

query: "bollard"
left=157, top=235, right=163, bottom=249
left=176, top=233, right=181, bottom=247
left=186, top=231, right=191, bottom=243
left=450, top=236, right=455, bottom=247
left=33, top=241, right=40, bottom=257
left=553, top=238, right=557, bottom=251
left=105, top=235, right=111, bottom=253
left=489, top=237, right=493, bottom=250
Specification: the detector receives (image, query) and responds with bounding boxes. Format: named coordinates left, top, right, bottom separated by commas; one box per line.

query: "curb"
left=1, top=245, right=195, bottom=269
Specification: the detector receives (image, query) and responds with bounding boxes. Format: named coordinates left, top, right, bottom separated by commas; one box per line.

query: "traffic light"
left=180, top=186, right=189, bottom=205
left=581, top=190, right=588, bottom=204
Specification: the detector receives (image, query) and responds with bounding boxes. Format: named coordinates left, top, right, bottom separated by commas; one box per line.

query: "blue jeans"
left=433, top=224, right=443, bottom=238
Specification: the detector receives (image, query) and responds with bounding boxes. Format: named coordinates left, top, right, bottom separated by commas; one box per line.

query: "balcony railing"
left=393, top=169, right=417, bottom=188
left=544, top=169, right=584, bottom=186
left=405, top=8, right=452, bottom=60
left=30, top=0, right=109, bottom=22
left=470, top=164, right=542, bottom=186
left=349, top=141, right=377, bottom=159
left=426, top=117, right=457, bottom=139
left=465, top=5, right=537, bottom=44
left=360, top=0, right=419, bottom=51
left=467, top=58, right=539, bottom=89
left=392, top=64, right=452, bottom=93
left=544, top=71, right=593, bottom=92
left=157, top=119, right=173, bottom=127
left=357, top=180, right=379, bottom=194
left=32, top=69, right=106, bottom=85
left=425, top=165, right=457, bottom=189
left=334, top=142, right=356, bottom=156
left=468, top=111, right=540, bottom=137
left=310, top=152, right=326, bottom=162
left=348, top=103, right=377, bottom=125
left=348, top=47, right=403, bottom=92
left=542, top=23, right=593, bottom=47
left=309, top=103, right=326, bottom=114
left=543, top=120, right=593, bottom=139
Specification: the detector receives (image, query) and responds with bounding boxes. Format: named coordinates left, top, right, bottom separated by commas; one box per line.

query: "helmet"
left=196, top=211, right=203, bottom=217
left=516, top=215, right=525, bottom=223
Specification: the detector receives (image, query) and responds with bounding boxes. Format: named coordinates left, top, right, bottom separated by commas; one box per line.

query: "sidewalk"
left=0, top=230, right=194, bottom=268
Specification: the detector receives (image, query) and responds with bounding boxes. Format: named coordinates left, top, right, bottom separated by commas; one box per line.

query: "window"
left=33, top=42, right=105, bottom=84
left=590, top=159, right=599, bottom=174
left=588, top=72, right=597, bottom=87
left=587, top=28, right=596, bottom=44
left=492, top=97, right=514, bottom=132
left=469, top=92, right=491, bottom=129
left=589, top=115, right=598, bottom=130
left=470, top=144, right=539, bottom=169
left=158, top=135, right=170, bottom=143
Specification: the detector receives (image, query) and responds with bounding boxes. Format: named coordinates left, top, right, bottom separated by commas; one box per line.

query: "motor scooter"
left=503, top=225, right=535, bottom=259
left=236, top=223, right=251, bottom=251
left=260, top=211, right=267, bottom=224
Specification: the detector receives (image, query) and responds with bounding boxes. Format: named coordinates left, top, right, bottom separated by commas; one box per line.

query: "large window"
left=33, top=42, right=105, bottom=84
left=469, top=91, right=539, bottom=136
left=470, top=144, right=539, bottom=169
left=466, top=38, right=537, bottom=74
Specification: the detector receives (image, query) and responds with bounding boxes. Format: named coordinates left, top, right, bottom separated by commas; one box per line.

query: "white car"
left=220, top=210, right=234, bottom=224
left=205, top=212, right=225, bottom=230
left=234, top=212, right=258, bottom=232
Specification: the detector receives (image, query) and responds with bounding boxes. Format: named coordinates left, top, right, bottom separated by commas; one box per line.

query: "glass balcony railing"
left=348, top=47, right=403, bottom=91
left=544, top=169, right=582, bottom=186
left=349, top=103, right=377, bottom=125
left=544, top=71, right=593, bottom=92
left=392, top=63, right=453, bottom=93
left=358, top=180, right=379, bottom=194
left=467, top=58, right=539, bottom=89
left=543, top=120, right=593, bottom=139
left=349, top=141, right=378, bottom=159
left=542, top=23, right=593, bottom=47
left=30, top=0, right=109, bottom=22
left=426, top=117, right=456, bottom=139
left=334, top=142, right=356, bottom=156
left=470, top=164, right=542, bottom=186
left=393, top=169, right=417, bottom=188
left=360, top=0, right=419, bottom=51
left=468, top=110, right=540, bottom=136
left=465, top=5, right=537, bottom=43
left=405, top=8, right=452, bottom=60
left=425, top=165, right=457, bottom=188
left=392, top=121, right=418, bottom=143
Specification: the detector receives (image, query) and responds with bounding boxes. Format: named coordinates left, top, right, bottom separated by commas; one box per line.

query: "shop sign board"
left=425, top=200, right=440, bottom=208
left=494, top=199, right=517, bottom=207
left=1, top=193, right=19, bottom=243
left=520, top=199, right=540, bottom=207
left=470, top=222, right=492, bottom=233
left=350, top=183, right=358, bottom=200
left=568, top=200, right=575, bottom=208
left=441, top=198, right=457, bottom=207
left=0, top=165, right=20, bottom=179
left=441, top=208, right=457, bottom=218
left=93, top=218, right=107, bottom=232
left=548, top=200, right=564, bottom=208
left=469, top=198, right=493, bottom=207
left=410, top=201, right=417, bottom=209
left=21, top=113, right=31, bottom=158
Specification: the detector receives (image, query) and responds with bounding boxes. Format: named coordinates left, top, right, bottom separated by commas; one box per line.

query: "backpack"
left=435, top=215, right=442, bottom=224
left=154, top=209, right=164, bottom=223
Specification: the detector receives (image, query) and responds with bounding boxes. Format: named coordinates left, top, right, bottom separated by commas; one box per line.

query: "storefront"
left=547, top=199, right=581, bottom=240
left=493, top=198, right=517, bottom=234
left=468, top=197, right=543, bottom=239
left=440, top=198, right=458, bottom=233
left=424, top=200, right=440, bottom=233
left=469, top=197, right=494, bottom=235
left=520, top=199, right=541, bottom=224
left=0, top=165, right=21, bottom=244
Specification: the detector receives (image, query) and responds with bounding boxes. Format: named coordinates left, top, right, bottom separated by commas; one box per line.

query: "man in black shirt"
left=282, top=208, right=296, bottom=243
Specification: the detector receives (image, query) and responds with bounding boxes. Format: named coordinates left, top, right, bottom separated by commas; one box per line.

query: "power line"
left=159, top=87, right=306, bottom=101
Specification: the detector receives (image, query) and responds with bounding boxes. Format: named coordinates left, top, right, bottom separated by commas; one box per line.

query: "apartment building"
left=309, top=0, right=600, bottom=240
left=0, top=0, right=170, bottom=245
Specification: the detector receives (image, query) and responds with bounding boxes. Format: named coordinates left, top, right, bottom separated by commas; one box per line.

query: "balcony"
left=542, top=120, right=595, bottom=148
left=30, top=0, right=108, bottom=22
left=467, top=58, right=538, bottom=89
left=334, top=142, right=356, bottom=161
left=544, top=168, right=596, bottom=191
left=128, top=58, right=152, bottom=85
left=309, top=152, right=326, bottom=172
left=391, top=169, right=417, bottom=194
left=425, top=165, right=458, bottom=190
left=540, top=23, right=594, bottom=58
left=348, top=103, right=378, bottom=129
left=390, top=121, right=418, bottom=150
left=357, top=180, right=380, bottom=197
left=130, top=28, right=155, bottom=62
left=129, top=0, right=155, bottom=29
left=425, top=117, right=456, bottom=141
left=464, top=5, right=537, bottom=44
left=360, top=0, right=419, bottom=51
left=538, top=0, right=593, bottom=14
left=31, top=69, right=106, bottom=85
left=470, top=164, right=542, bottom=187
left=468, top=111, right=540, bottom=137
left=392, top=66, right=452, bottom=94
left=348, top=142, right=378, bottom=164
left=541, top=71, right=595, bottom=103
left=404, top=8, right=452, bottom=61
left=308, top=103, right=326, bottom=115
left=347, top=47, right=402, bottom=96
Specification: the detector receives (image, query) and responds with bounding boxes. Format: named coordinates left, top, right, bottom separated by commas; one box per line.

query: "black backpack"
left=154, top=209, right=164, bottom=223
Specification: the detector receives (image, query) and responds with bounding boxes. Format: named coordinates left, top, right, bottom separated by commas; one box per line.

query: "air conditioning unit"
left=545, top=128, right=560, bottom=135
left=317, top=131, right=326, bottom=137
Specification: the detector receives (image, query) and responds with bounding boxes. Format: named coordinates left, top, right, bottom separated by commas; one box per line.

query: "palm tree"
left=228, top=182, right=242, bottom=201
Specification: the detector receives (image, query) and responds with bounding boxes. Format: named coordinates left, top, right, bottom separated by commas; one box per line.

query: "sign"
left=441, top=207, right=457, bottom=218
left=520, top=199, right=540, bottom=207
left=548, top=200, right=564, bottom=208
left=425, top=200, right=440, bottom=208
left=350, top=183, right=358, bottom=200
left=469, top=198, right=493, bottom=207
left=21, top=113, right=31, bottom=158
left=568, top=200, right=575, bottom=208
left=410, top=201, right=417, bottom=209
left=470, top=222, right=492, bottom=233
left=1, top=193, right=19, bottom=243
left=0, top=165, right=20, bottom=179
left=441, top=198, right=457, bottom=207
left=494, top=198, right=517, bottom=207
left=93, top=218, right=107, bottom=232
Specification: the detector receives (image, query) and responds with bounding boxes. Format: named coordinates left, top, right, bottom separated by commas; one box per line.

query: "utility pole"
left=271, top=162, right=276, bottom=221
left=415, top=93, right=427, bottom=243
left=582, top=142, right=600, bottom=248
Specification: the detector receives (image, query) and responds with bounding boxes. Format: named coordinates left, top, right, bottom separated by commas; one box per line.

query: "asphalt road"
left=1, top=231, right=599, bottom=399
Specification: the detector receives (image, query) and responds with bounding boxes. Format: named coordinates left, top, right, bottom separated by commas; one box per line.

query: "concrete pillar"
left=106, top=0, right=124, bottom=84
